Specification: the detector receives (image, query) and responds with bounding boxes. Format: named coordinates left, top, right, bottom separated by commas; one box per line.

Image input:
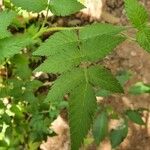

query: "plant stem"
left=84, top=67, right=88, bottom=83
left=41, top=0, right=50, bottom=29
left=32, top=26, right=82, bottom=39
left=121, top=32, right=136, bottom=41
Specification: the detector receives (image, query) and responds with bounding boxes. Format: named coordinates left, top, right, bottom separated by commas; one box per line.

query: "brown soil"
left=102, top=1, right=150, bottom=149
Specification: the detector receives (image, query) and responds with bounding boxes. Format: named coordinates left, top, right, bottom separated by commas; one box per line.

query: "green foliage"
left=0, top=53, right=53, bottom=148
left=0, top=34, right=32, bottom=63
left=126, top=110, right=145, bottom=125
left=93, top=111, right=108, bottom=145
left=69, top=83, right=97, bottom=150
left=11, top=0, right=48, bottom=12
left=110, top=120, right=128, bottom=148
left=49, top=0, right=85, bottom=16
left=11, top=54, right=32, bottom=79
left=0, top=10, right=16, bottom=39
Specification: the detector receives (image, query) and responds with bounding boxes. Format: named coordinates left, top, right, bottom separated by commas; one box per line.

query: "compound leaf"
left=49, top=0, right=85, bottom=16
left=88, top=66, right=124, bottom=93
left=11, top=0, right=48, bottom=12
left=69, top=82, right=97, bottom=150
left=93, top=111, right=108, bottom=145
left=125, top=0, right=148, bottom=29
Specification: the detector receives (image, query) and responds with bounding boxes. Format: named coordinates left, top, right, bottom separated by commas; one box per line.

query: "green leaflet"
left=79, top=23, right=124, bottom=41
left=45, top=68, right=84, bottom=102
left=49, top=0, right=85, bottom=16
left=126, top=110, right=145, bottom=125
left=69, top=83, right=97, bottom=150
left=110, top=120, right=128, bottom=148
left=33, top=30, right=79, bottom=56
left=88, top=66, right=124, bottom=93
left=34, top=46, right=82, bottom=74
left=125, top=0, right=148, bottom=29
left=81, top=35, right=125, bottom=61
left=136, top=28, right=150, bottom=53
left=11, top=0, right=48, bottom=12
left=80, top=24, right=125, bottom=61
left=0, top=34, right=32, bottom=63
left=93, top=111, right=108, bottom=145
left=0, top=11, right=16, bottom=39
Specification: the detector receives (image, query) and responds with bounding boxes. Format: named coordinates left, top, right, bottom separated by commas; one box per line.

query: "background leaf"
left=93, top=111, right=108, bottom=145
left=129, top=82, right=150, bottom=95
left=126, top=110, right=145, bottom=125
left=110, top=120, right=128, bottom=148
left=49, top=0, right=85, bottom=16
left=11, top=0, right=48, bottom=12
